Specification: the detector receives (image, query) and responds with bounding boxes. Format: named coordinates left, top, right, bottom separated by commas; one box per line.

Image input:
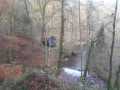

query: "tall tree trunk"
left=39, top=0, right=46, bottom=47
left=38, top=0, right=50, bottom=66
left=12, top=0, right=16, bottom=31
left=23, top=0, right=33, bottom=49
left=40, top=9, right=45, bottom=46
left=78, top=0, right=83, bottom=76
left=83, top=40, right=94, bottom=81
left=86, top=0, right=91, bottom=39
left=45, top=30, right=49, bottom=66
left=48, top=1, right=55, bottom=66
left=57, top=0, right=65, bottom=76
left=82, top=0, right=93, bottom=82
left=86, top=0, right=93, bottom=45
left=89, top=0, right=93, bottom=38
left=8, top=15, right=13, bottom=62
left=0, top=0, right=4, bottom=17
left=107, top=0, right=118, bottom=90
left=114, top=65, right=120, bottom=90
left=70, top=12, right=75, bottom=48
left=23, top=0, right=30, bottom=21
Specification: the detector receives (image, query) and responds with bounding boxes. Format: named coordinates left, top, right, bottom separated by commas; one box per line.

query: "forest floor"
left=0, top=34, right=71, bottom=90
left=0, top=34, right=108, bottom=90
left=0, top=34, right=45, bottom=79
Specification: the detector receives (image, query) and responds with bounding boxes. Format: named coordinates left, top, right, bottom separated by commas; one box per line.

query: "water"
left=61, top=51, right=106, bottom=89
left=62, top=67, right=89, bottom=83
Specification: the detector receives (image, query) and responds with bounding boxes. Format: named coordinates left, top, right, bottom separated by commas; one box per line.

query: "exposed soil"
left=0, top=34, right=45, bottom=79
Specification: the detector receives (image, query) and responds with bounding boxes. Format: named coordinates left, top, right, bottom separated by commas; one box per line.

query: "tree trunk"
left=12, top=0, right=16, bottom=31
left=40, top=0, right=46, bottom=47
left=107, top=0, right=118, bottom=90
left=8, top=15, right=12, bottom=62
left=114, top=65, right=120, bottom=90
left=23, top=0, right=33, bottom=49
left=78, top=0, right=83, bottom=76
left=57, top=0, right=65, bottom=76
left=83, top=40, right=94, bottom=81
left=82, top=0, right=93, bottom=82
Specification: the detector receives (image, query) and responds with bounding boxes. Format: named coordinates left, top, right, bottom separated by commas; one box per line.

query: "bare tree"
left=83, top=0, right=93, bottom=82
left=114, top=65, right=120, bottom=90
left=78, top=0, right=83, bottom=76
left=37, top=0, right=51, bottom=46
left=0, top=0, right=4, bottom=18
left=107, top=0, right=118, bottom=90
left=57, top=0, right=65, bottom=75
left=23, top=0, right=33, bottom=49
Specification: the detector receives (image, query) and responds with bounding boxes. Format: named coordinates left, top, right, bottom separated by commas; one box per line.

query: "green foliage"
left=0, top=72, right=28, bottom=90
left=0, top=78, right=16, bottom=89
left=16, top=83, right=28, bottom=90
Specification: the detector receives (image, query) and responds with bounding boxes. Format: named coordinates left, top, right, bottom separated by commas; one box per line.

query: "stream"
left=61, top=51, right=106, bottom=89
